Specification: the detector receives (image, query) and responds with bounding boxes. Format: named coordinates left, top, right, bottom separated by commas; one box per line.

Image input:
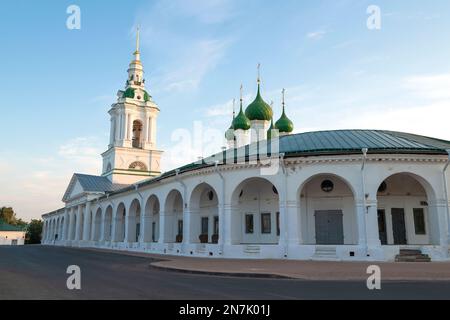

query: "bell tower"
left=101, top=28, right=163, bottom=184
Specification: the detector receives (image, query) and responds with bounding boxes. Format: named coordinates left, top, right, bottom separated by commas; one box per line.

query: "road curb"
left=150, top=263, right=296, bottom=280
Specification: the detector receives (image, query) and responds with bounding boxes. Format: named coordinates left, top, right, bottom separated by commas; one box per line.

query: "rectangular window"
left=178, top=220, right=183, bottom=236
left=276, top=212, right=280, bottom=236
left=261, top=213, right=271, bottom=234
left=214, top=216, right=219, bottom=235
left=413, top=208, right=426, bottom=235
left=245, top=214, right=254, bottom=234
left=201, top=217, right=209, bottom=235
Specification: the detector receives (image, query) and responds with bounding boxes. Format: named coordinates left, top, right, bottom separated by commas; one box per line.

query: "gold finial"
left=240, top=84, right=244, bottom=102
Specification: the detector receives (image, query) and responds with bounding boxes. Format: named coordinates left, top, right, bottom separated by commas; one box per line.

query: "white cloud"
left=404, top=74, right=450, bottom=100
left=160, top=38, right=232, bottom=92
left=307, top=30, right=327, bottom=40
left=135, top=0, right=236, bottom=93
left=0, top=136, right=103, bottom=221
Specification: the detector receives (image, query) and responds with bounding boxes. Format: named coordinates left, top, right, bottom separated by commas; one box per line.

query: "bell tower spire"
left=102, top=30, right=163, bottom=184
left=134, top=26, right=141, bottom=61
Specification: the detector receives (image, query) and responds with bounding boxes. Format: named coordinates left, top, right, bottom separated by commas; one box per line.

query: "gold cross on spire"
left=282, top=88, right=286, bottom=106
left=240, top=84, right=244, bottom=102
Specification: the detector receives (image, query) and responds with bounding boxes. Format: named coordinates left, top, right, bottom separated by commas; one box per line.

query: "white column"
left=109, top=118, right=114, bottom=146
left=115, top=115, right=120, bottom=142
left=90, top=210, right=96, bottom=241
left=218, top=205, right=225, bottom=251
left=143, top=116, right=149, bottom=144
left=356, top=201, right=367, bottom=251
left=67, top=208, right=73, bottom=241
left=223, top=204, right=234, bottom=246
left=62, top=208, right=69, bottom=241
left=366, top=200, right=381, bottom=249
left=142, top=214, right=152, bottom=243
left=111, top=213, right=120, bottom=242
left=42, top=222, right=47, bottom=242
left=127, top=113, right=132, bottom=141
left=117, top=113, right=123, bottom=141
left=182, top=207, right=192, bottom=249
left=125, top=214, right=136, bottom=243
left=82, top=202, right=92, bottom=241
left=158, top=211, right=167, bottom=243
left=435, top=200, right=449, bottom=251
left=75, top=205, right=83, bottom=241
left=284, top=199, right=299, bottom=244
left=99, top=211, right=106, bottom=242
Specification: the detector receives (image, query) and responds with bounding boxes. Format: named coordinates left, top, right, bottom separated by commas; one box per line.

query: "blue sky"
left=1, top=0, right=450, bottom=220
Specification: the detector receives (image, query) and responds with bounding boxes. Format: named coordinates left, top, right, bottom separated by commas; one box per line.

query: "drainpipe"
left=443, top=150, right=450, bottom=254
left=279, top=153, right=289, bottom=258
left=360, top=148, right=369, bottom=257
left=214, top=160, right=225, bottom=255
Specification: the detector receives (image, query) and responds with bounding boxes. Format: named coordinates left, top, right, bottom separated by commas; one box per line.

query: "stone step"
left=399, top=249, right=422, bottom=255
left=395, top=249, right=431, bottom=262
left=312, top=247, right=338, bottom=261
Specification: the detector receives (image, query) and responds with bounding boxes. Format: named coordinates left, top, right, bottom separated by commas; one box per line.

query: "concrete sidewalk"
left=84, top=248, right=450, bottom=281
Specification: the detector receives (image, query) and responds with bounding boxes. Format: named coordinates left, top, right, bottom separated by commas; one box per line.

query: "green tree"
left=26, top=219, right=43, bottom=244
left=0, top=207, right=16, bottom=224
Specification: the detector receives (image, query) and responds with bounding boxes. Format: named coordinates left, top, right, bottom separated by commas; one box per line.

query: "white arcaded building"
left=42, top=33, right=450, bottom=262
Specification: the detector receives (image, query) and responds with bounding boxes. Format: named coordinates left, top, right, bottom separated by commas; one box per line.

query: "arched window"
left=106, top=163, right=112, bottom=172
left=132, top=120, right=143, bottom=148
left=129, top=161, right=147, bottom=171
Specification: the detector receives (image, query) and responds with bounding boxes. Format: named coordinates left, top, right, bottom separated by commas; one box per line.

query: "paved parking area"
left=1, top=245, right=450, bottom=300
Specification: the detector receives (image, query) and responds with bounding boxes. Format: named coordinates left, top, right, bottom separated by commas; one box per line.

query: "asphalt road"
left=1, top=245, right=450, bottom=300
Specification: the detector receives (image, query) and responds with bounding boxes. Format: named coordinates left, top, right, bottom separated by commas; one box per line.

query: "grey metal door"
left=392, top=208, right=407, bottom=245
left=315, top=210, right=344, bottom=245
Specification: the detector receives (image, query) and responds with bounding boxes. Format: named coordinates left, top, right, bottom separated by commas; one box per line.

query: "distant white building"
left=0, top=222, right=25, bottom=245
left=42, top=31, right=450, bottom=262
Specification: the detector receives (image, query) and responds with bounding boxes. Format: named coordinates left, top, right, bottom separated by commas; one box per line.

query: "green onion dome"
left=123, top=87, right=135, bottom=99
left=233, top=103, right=251, bottom=130
left=245, top=84, right=273, bottom=121
left=275, top=95, right=294, bottom=134
left=275, top=109, right=294, bottom=133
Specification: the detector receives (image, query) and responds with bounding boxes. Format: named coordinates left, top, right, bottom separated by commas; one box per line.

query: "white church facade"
left=42, top=32, right=450, bottom=262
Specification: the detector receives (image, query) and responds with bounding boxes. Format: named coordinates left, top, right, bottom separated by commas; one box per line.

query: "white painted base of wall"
left=42, top=240, right=450, bottom=262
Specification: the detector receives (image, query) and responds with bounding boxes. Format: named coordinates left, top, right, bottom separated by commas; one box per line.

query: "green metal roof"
left=0, top=221, right=25, bottom=232
left=99, top=129, right=450, bottom=199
